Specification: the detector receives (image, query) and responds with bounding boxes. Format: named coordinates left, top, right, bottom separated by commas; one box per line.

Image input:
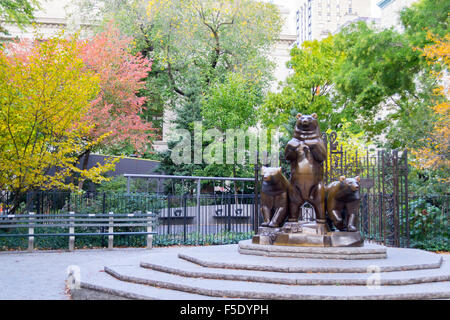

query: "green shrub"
left=406, top=197, right=449, bottom=251
left=0, top=229, right=254, bottom=251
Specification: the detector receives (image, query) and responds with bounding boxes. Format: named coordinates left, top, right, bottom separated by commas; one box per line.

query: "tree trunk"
left=78, top=149, right=91, bottom=190
left=233, top=164, right=239, bottom=205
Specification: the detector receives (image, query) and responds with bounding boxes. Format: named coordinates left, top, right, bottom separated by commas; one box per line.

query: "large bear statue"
left=260, top=167, right=290, bottom=228
left=326, top=176, right=361, bottom=232
left=285, top=113, right=328, bottom=231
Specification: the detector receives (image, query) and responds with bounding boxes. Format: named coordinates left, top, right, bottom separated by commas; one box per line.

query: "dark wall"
left=78, top=154, right=161, bottom=177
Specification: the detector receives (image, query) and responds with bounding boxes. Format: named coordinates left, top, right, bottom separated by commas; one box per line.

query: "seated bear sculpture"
left=260, top=167, right=290, bottom=228
left=326, top=176, right=361, bottom=232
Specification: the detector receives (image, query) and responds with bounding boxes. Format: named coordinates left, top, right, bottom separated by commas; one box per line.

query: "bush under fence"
left=406, top=195, right=449, bottom=251
left=0, top=191, right=448, bottom=251
left=0, top=191, right=257, bottom=250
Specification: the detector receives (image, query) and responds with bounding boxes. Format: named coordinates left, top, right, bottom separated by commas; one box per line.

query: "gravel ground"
left=0, top=246, right=448, bottom=300
left=0, top=246, right=188, bottom=300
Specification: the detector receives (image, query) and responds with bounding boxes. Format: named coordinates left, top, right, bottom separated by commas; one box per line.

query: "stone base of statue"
left=252, top=221, right=364, bottom=248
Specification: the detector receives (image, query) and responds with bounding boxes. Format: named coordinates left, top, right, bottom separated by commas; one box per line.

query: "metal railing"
left=123, top=174, right=259, bottom=234
left=1, top=174, right=447, bottom=250
left=0, top=211, right=157, bottom=251
left=0, top=178, right=259, bottom=249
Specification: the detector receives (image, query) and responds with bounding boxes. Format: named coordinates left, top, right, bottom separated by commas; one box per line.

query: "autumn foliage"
left=0, top=34, right=118, bottom=198
left=411, top=33, right=449, bottom=176
left=81, top=24, right=156, bottom=154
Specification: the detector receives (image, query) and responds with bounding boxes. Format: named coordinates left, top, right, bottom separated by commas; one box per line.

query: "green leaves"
left=263, top=1, right=446, bottom=151
left=400, top=0, right=450, bottom=48
left=0, top=0, right=40, bottom=35
left=332, top=21, right=426, bottom=141
left=202, top=72, right=260, bottom=130
left=261, top=35, right=343, bottom=131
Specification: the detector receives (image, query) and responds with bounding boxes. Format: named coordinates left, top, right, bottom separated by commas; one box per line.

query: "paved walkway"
left=0, top=246, right=188, bottom=300
left=0, top=246, right=448, bottom=300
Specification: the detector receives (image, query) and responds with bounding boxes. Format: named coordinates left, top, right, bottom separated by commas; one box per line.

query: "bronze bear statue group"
left=260, top=113, right=361, bottom=233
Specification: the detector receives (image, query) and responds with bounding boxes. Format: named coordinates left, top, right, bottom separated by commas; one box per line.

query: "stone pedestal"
left=252, top=221, right=364, bottom=248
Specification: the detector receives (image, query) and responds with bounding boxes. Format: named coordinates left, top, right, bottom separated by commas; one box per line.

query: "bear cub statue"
left=326, top=176, right=361, bottom=232
left=260, top=167, right=290, bottom=228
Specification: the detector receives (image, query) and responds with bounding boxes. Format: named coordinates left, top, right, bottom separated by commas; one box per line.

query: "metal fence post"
left=69, top=211, right=75, bottom=251
left=146, top=211, right=153, bottom=249
left=183, top=195, right=187, bottom=243
left=404, top=149, right=410, bottom=248
left=108, top=211, right=114, bottom=250
left=196, top=178, right=201, bottom=236
left=254, top=152, right=260, bottom=233
left=27, top=212, right=35, bottom=252
left=101, top=193, right=106, bottom=248
left=227, top=195, right=232, bottom=233
left=167, top=195, right=171, bottom=235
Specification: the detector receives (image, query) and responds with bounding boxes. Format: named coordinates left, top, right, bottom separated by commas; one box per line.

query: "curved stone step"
left=238, top=240, right=387, bottom=259
left=104, top=265, right=450, bottom=300
left=139, top=257, right=450, bottom=286
left=178, top=244, right=443, bottom=273
left=71, top=266, right=224, bottom=300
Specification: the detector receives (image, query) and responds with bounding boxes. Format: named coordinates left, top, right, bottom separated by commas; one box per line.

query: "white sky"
left=34, top=0, right=383, bottom=27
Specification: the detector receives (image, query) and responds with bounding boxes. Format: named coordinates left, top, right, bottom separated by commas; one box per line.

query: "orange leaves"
left=411, top=33, right=449, bottom=172
left=80, top=23, right=157, bottom=154
left=422, top=32, right=450, bottom=68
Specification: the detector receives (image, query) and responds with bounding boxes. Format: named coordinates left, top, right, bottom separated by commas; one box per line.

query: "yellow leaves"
left=411, top=34, right=449, bottom=171
left=147, top=0, right=172, bottom=19
left=0, top=33, right=116, bottom=193
left=423, top=32, right=450, bottom=66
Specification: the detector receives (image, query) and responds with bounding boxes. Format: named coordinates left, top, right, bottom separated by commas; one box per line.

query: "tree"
left=202, top=72, right=261, bottom=130
left=200, top=72, right=263, bottom=178
left=95, top=0, right=281, bottom=177
left=329, top=1, right=449, bottom=147
left=78, top=24, right=157, bottom=181
left=0, top=33, right=118, bottom=211
left=0, top=0, right=40, bottom=35
left=411, top=33, right=449, bottom=178
left=143, top=0, right=280, bottom=97
left=261, top=35, right=344, bottom=132
left=400, top=0, right=450, bottom=48
left=73, top=0, right=281, bottom=114
left=332, top=22, right=425, bottom=142
left=72, top=0, right=282, bottom=178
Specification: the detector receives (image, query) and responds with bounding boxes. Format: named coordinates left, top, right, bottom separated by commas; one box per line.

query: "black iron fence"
left=0, top=131, right=448, bottom=250
left=0, top=185, right=258, bottom=250
left=0, top=190, right=448, bottom=250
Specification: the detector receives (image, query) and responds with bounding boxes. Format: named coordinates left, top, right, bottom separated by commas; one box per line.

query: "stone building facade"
left=295, top=0, right=374, bottom=45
